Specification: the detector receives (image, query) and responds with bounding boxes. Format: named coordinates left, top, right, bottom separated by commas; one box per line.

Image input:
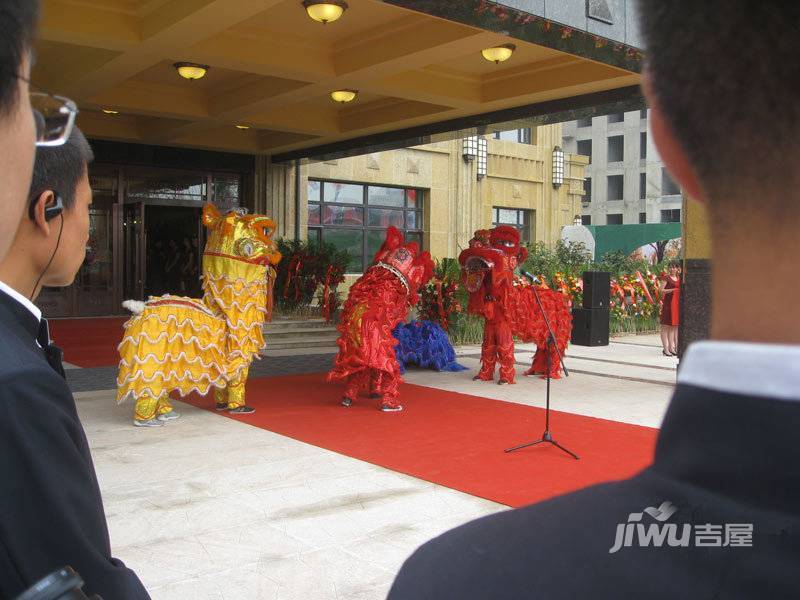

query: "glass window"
left=367, top=208, right=404, bottom=228
left=660, top=209, right=681, bottom=223
left=324, top=205, right=363, bottom=226
left=323, top=181, right=363, bottom=204
left=581, top=215, right=591, bottom=225
left=640, top=109, right=648, bottom=119
left=607, top=135, right=624, bottom=162
left=127, top=174, right=206, bottom=202
left=308, top=203, right=320, bottom=225
left=583, top=177, right=592, bottom=202
left=368, top=186, right=404, bottom=207
left=308, top=180, right=321, bottom=202
left=577, top=139, right=592, bottom=162
left=323, top=229, right=364, bottom=272
left=492, top=207, right=532, bottom=244
left=577, top=117, right=592, bottom=127
left=662, top=169, right=681, bottom=195
left=608, top=113, right=624, bottom=123
left=640, top=172, right=647, bottom=199
left=640, top=132, right=647, bottom=159
left=607, top=175, right=624, bottom=200
left=607, top=213, right=623, bottom=225
left=308, top=179, right=424, bottom=273
left=212, top=173, right=240, bottom=209
left=639, top=212, right=647, bottom=223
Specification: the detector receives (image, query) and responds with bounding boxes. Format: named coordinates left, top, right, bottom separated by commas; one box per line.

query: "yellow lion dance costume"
left=117, top=203, right=282, bottom=427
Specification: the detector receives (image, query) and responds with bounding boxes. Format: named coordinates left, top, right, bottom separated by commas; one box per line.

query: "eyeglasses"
left=12, top=72, right=78, bottom=147
left=30, top=91, right=78, bottom=147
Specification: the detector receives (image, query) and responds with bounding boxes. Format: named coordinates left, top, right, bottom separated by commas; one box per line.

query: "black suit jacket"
left=0, top=291, right=149, bottom=599
left=388, top=383, right=800, bottom=599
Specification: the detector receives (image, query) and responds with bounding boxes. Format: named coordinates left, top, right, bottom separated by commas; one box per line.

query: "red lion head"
left=371, top=226, right=434, bottom=297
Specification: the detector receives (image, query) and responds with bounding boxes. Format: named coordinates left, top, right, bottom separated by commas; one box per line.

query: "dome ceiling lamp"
left=173, top=62, right=209, bottom=80
left=330, top=89, right=358, bottom=103
left=481, top=43, right=516, bottom=64
left=303, top=1, right=349, bottom=24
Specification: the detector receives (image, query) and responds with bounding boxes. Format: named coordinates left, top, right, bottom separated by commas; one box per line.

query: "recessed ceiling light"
left=173, top=62, right=209, bottom=80
left=102, top=108, right=119, bottom=115
left=330, top=89, right=358, bottom=103
left=235, top=124, right=251, bottom=130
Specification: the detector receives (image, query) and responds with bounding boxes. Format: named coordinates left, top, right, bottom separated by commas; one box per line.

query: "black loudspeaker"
left=571, top=308, right=610, bottom=346
left=582, top=271, right=610, bottom=309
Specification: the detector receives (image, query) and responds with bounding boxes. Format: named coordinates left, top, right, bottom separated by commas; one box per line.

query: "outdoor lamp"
left=552, top=145, right=565, bottom=188
left=330, top=89, right=357, bottom=103
left=303, top=1, right=348, bottom=24
left=174, top=62, right=209, bottom=80
left=462, top=136, right=479, bottom=161
left=481, top=44, right=516, bottom=64
left=574, top=215, right=582, bottom=226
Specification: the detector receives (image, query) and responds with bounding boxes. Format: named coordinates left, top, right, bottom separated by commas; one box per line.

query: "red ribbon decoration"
left=283, top=256, right=302, bottom=300
left=321, top=265, right=333, bottom=322
left=435, top=280, right=447, bottom=331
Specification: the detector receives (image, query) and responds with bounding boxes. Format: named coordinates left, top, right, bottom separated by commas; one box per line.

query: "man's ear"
left=643, top=70, right=706, bottom=203
left=29, top=191, right=55, bottom=236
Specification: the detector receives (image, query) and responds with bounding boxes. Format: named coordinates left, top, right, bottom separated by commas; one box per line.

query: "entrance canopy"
left=35, top=0, right=642, bottom=159
left=585, top=224, right=682, bottom=260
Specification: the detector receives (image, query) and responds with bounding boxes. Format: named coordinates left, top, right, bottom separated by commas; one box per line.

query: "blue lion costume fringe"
left=393, top=320, right=467, bottom=374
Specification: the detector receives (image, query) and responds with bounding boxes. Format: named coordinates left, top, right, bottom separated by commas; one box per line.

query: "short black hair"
left=0, top=0, right=39, bottom=115
left=638, top=2, right=800, bottom=200
left=29, top=127, right=94, bottom=211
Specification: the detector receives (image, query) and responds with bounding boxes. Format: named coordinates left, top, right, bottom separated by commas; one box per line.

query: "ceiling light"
left=235, top=124, right=251, bottom=130
left=174, top=62, right=209, bottom=80
left=303, top=0, right=348, bottom=24
left=481, top=44, right=516, bottom=64
left=330, top=89, right=357, bottom=103
left=102, top=108, right=119, bottom=115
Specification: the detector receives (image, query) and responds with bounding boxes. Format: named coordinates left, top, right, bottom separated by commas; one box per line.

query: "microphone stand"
left=505, top=273, right=579, bottom=460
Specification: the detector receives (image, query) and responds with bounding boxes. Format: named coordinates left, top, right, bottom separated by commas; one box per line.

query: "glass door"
left=74, top=196, right=115, bottom=315
left=123, top=202, right=145, bottom=301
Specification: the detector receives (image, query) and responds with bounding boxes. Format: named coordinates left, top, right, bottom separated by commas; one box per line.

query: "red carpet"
left=182, top=373, right=658, bottom=508
left=49, top=317, right=128, bottom=367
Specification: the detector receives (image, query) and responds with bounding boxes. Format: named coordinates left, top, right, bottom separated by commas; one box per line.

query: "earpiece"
left=28, top=191, right=64, bottom=222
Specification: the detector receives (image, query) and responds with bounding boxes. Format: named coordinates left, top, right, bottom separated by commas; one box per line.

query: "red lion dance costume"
left=458, top=226, right=572, bottom=383
left=328, top=227, right=433, bottom=412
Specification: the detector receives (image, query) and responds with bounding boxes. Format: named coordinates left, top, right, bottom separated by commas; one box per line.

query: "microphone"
left=521, top=270, right=540, bottom=285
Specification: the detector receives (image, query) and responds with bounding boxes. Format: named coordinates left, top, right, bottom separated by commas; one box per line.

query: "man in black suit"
left=389, top=2, right=800, bottom=598
left=0, top=127, right=149, bottom=598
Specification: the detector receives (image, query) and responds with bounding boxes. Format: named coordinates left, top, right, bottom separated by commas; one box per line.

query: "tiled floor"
left=74, top=334, right=676, bottom=599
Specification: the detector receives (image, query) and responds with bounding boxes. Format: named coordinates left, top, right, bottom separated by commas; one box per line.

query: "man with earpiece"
left=0, top=127, right=149, bottom=599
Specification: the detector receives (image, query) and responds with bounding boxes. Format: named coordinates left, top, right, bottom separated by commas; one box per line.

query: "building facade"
left=562, top=110, right=682, bottom=226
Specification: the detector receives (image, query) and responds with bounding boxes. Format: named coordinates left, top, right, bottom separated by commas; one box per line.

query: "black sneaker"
left=215, top=402, right=228, bottom=411
left=341, top=397, right=353, bottom=407
left=228, top=406, right=256, bottom=415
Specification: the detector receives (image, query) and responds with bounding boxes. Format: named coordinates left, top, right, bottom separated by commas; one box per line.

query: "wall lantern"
left=462, top=136, right=479, bottom=161
left=477, top=137, right=488, bottom=179
left=481, top=44, right=516, bottom=64
left=573, top=215, right=582, bottom=226
left=174, top=62, right=209, bottom=80
left=552, top=145, right=565, bottom=188
left=303, top=0, right=348, bottom=24
left=330, top=89, right=357, bottom=103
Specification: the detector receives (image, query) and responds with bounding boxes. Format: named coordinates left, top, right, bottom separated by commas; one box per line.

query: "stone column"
left=679, top=193, right=712, bottom=358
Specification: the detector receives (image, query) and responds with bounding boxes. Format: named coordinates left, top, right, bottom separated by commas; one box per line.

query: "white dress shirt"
left=679, top=340, right=800, bottom=402
left=0, top=280, right=41, bottom=322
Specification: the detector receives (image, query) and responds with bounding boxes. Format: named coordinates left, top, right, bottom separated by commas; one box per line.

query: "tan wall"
left=256, top=124, right=587, bottom=290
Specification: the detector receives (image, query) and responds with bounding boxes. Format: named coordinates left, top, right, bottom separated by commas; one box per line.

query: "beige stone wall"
left=255, top=124, right=587, bottom=284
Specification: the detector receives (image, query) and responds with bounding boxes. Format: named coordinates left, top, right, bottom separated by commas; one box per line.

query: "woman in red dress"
left=659, top=260, right=681, bottom=355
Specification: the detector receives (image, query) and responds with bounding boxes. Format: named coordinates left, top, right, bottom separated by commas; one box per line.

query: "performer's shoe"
left=341, top=397, right=353, bottom=407
left=157, top=410, right=181, bottom=422
left=228, top=405, right=256, bottom=415
left=133, top=418, right=163, bottom=428
left=215, top=402, right=229, bottom=411
left=498, top=379, right=510, bottom=385
left=380, top=403, right=403, bottom=412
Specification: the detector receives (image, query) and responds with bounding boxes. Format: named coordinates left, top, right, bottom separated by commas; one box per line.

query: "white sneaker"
left=134, top=418, right=164, bottom=427
left=157, top=410, right=181, bottom=421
